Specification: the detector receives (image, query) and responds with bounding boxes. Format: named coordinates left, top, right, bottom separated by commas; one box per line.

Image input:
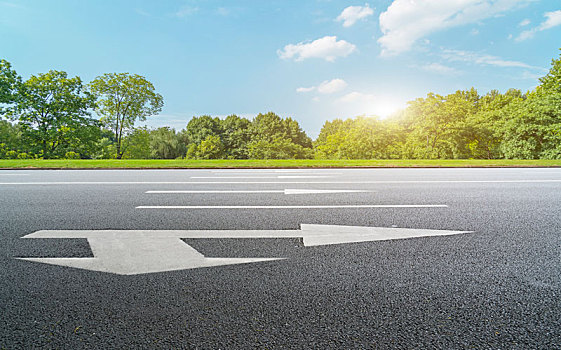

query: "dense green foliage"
left=315, top=51, right=561, bottom=160
left=0, top=59, right=21, bottom=107
left=1, top=49, right=561, bottom=160
left=3, top=159, right=561, bottom=169
left=183, top=112, right=313, bottom=160
left=2, top=70, right=99, bottom=159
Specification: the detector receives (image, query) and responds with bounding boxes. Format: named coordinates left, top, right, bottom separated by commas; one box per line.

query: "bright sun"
left=372, top=101, right=403, bottom=118
left=358, top=97, right=404, bottom=119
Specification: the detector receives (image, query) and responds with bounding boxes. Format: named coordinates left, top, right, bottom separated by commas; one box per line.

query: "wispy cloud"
left=520, top=70, right=544, bottom=80
left=296, top=86, right=316, bottom=93
left=378, top=0, right=533, bottom=56
left=441, top=49, right=543, bottom=70
left=278, top=36, right=356, bottom=62
left=337, top=91, right=375, bottom=103
left=336, top=4, right=374, bottom=27
left=420, top=62, right=461, bottom=75
left=174, top=5, right=198, bottom=18
left=0, top=2, right=23, bottom=8
left=317, top=79, right=348, bottom=94
left=516, top=10, right=561, bottom=41
left=297, top=79, right=348, bottom=94
left=134, top=8, right=151, bottom=17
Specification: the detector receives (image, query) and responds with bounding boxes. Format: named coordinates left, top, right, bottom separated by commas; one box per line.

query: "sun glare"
left=353, top=97, right=404, bottom=119
left=372, top=101, right=404, bottom=118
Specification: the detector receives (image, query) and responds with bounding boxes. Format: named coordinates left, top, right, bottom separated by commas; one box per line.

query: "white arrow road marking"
left=18, top=235, right=279, bottom=275
left=17, top=225, right=471, bottom=275
left=136, top=205, right=446, bottom=209
left=145, top=189, right=373, bottom=195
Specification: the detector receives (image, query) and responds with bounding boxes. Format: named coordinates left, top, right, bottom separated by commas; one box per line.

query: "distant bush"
left=64, top=151, right=80, bottom=159
left=16, top=152, right=32, bottom=159
left=5, top=150, right=17, bottom=159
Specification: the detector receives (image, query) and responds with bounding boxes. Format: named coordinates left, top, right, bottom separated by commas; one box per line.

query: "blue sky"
left=1, top=0, right=560, bottom=137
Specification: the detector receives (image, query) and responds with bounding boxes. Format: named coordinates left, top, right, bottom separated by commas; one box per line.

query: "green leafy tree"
left=89, top=73, right=163, bottom=159
left=314, top=117, right=396, bottom=160
left=221, top=114, right=252, bottom=159
left=186, top=135, right=224, bottom=159
left=500, top=91, right=561, bottom=159
left=0, top=120, right=24, bottom=155
left=248, top=112, right=313, bottom=159
left=400, top=88, right=479, bottom=159
left=150, top=127, right=185, bottom=159
left=0, top=59, right=21, bottom=112
left=250, top=112, right=312, bottom=148
left=182, top=115, right=223, bottom=145
left=248, top=137, right=313, bottom=159
left=250, top=112, right=287, bottom=143
left=122, top=127, right=151, bottom=159
left=4, top=70, right=97, bottom=158
left=92, top=137, right=117, bottom=159
left=465, top=89, right=523, bottom=159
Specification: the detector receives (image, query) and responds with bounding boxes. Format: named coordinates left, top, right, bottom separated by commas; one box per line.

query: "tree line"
left=1, top=50, right=560, bottom=160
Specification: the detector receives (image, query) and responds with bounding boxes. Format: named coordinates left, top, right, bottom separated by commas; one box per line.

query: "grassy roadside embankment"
left=1, top=159, right=561, bottom=169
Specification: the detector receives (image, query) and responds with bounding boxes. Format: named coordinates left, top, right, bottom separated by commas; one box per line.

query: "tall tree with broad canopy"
left=89, top=73, right=163, bottom=159
left=0, top=59, right=22, bottom=116
left=4, top=70, right=97, bottom=158
left=150, top=127, right=185, bottom=159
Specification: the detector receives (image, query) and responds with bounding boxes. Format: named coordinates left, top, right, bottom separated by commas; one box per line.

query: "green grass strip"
left=1, top=159, right=561, bottom=169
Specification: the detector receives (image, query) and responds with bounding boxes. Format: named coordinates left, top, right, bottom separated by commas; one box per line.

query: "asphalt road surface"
left=1, top=168, right=560, bottom=349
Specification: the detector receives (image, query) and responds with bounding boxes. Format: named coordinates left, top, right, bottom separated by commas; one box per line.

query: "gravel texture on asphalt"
left=1, top=168, right=560, bottom=349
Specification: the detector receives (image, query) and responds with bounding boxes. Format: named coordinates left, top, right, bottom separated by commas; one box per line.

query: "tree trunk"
left=116, top=143, right=122, bottom=159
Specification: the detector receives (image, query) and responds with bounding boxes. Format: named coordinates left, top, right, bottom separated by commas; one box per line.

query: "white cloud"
left=134, top=8, right=150, bottom=17
left=336, top=4, right=374, bottom=27
left=278, top=36, right=357, bottom=62
left=378, top=0, right=533, bottom=56
left=441, top=49, right=541, bottom=69
left=296, top=86, right=316, bottom=93
left=337, top=91, right=375, bottom=103
left=517, top=10, right=561, bottom=41
left=421, top=63, right=460, bottom=75
left=541, top=10, right=561, bottom=30
left=519, top=18, right=531, bottom=26
left=296, top=79, right=347, bottom=94
left=174, top=6, right=198, bottom=18
left=520, top=70, right=544, bottom=80
left=516, top=30, right=535, bottom=41
left=317, top=79, right=348, bottom=94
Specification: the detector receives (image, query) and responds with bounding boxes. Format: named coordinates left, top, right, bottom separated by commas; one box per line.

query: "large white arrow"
left=17, top=225, right=472, bottom=275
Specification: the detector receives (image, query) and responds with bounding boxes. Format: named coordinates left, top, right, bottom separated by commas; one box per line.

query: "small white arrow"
left=145, top=189, right=372, bottom=195
left=17, top=225, right=472, bottom=275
